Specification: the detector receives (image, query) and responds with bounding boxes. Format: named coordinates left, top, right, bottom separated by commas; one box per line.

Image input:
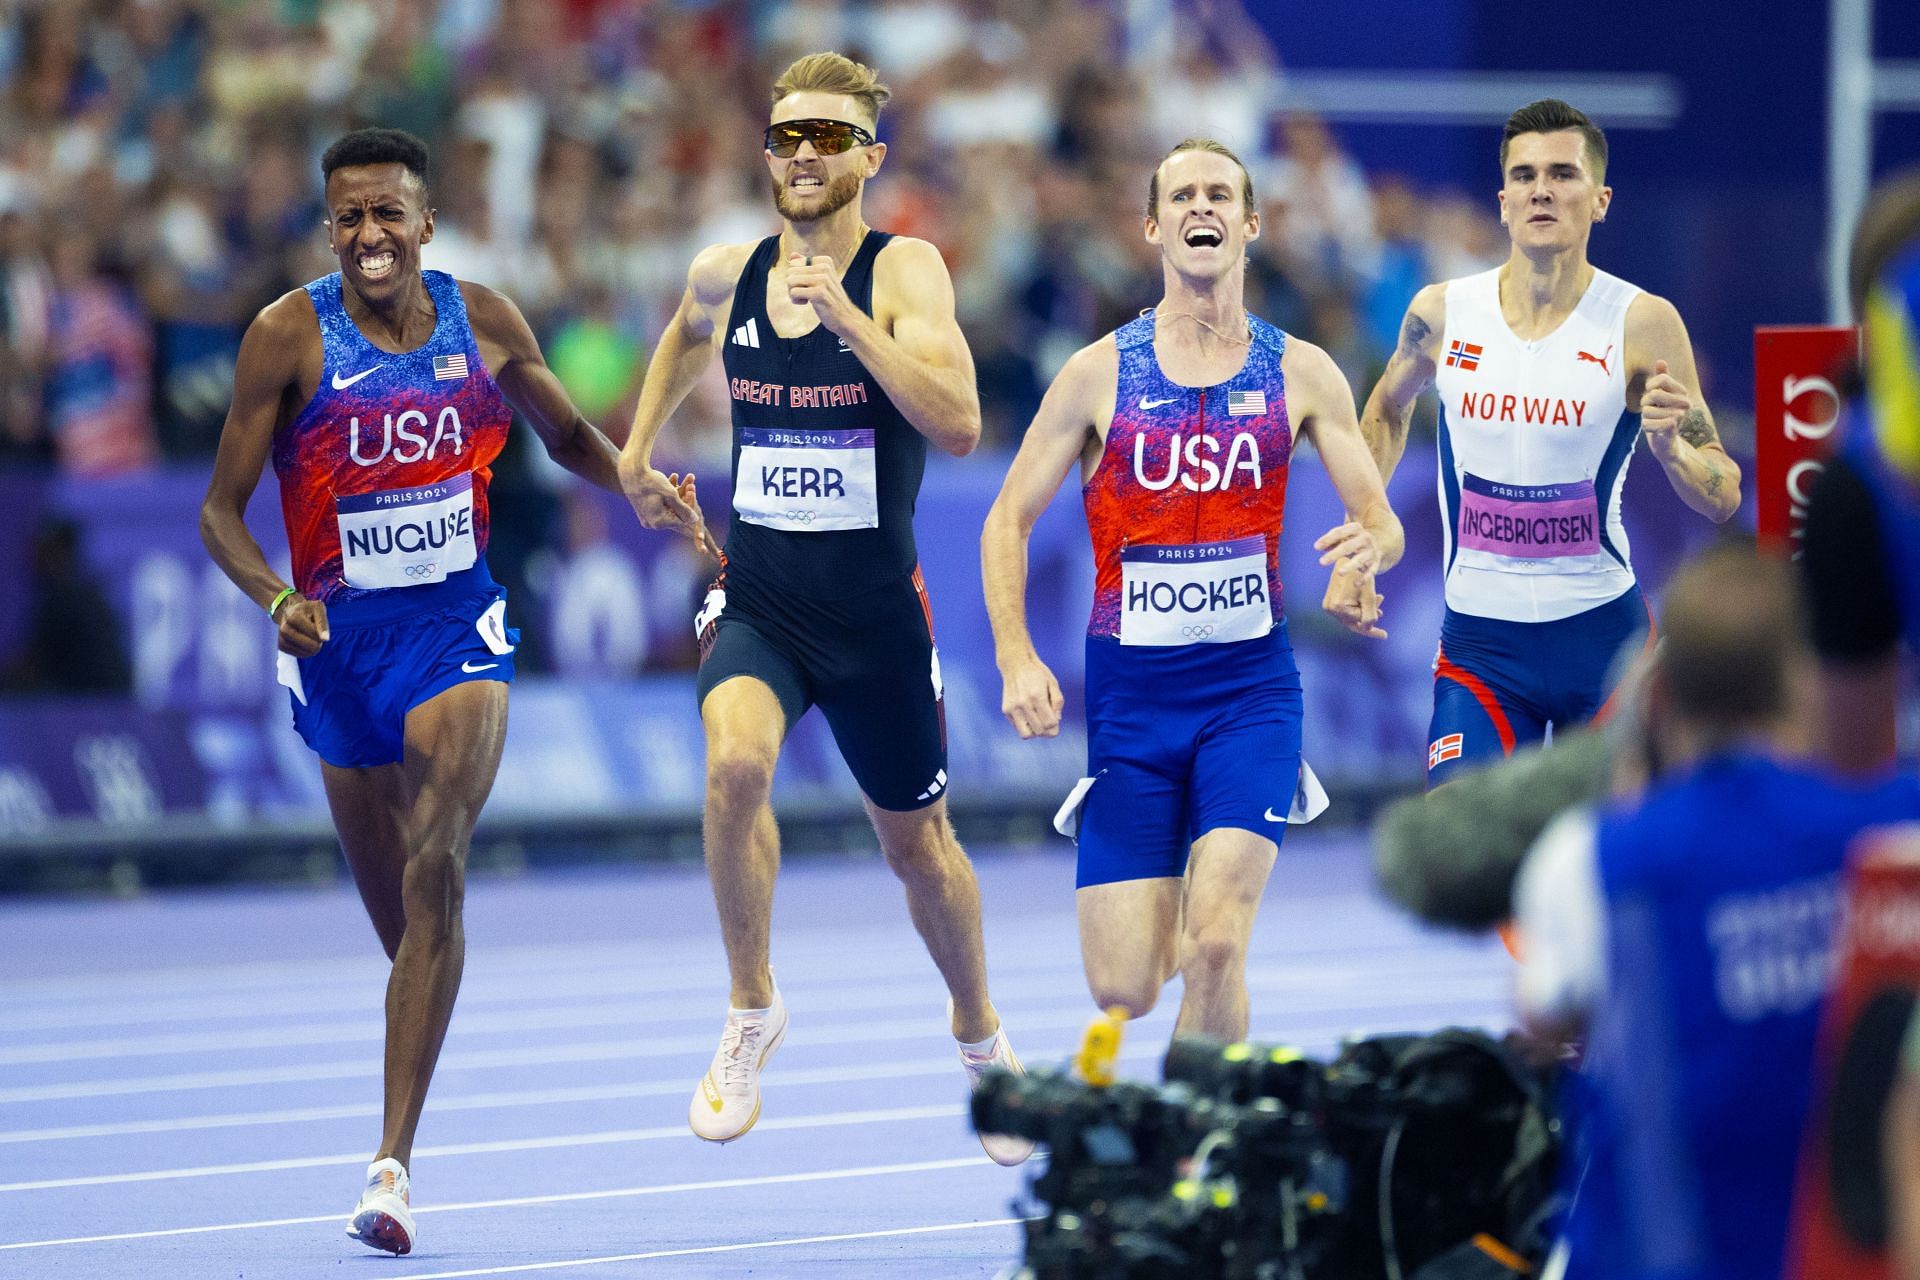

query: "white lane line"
left=0, top=987, right=1508, bottom=1104
left=0, top=925, right=1468, bottom=1006
left=0, top=1010, right=1511, bottom=1184
left=0, top=1155, right=999, bottom=1249
left=0, top=1040, right=1158, bottom=1145
left=0, top=1103, right=968, bottom=1193
left=0, top=958, right=1504, bottom=1067
left=398, top=1217, right=1028, bottom=1279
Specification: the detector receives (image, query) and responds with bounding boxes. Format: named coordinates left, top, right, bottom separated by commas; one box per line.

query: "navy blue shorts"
left=284, top=565, right=518, bottom=769
left=696, top=564, right=948, bottom=812
left=1073, top=625, right=1303, bottom=888
left=1426, top=586, right=1651, bottom=786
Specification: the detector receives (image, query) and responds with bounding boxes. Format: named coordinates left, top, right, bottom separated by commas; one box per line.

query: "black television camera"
left=974, top=1028, right=1562, bottom=1280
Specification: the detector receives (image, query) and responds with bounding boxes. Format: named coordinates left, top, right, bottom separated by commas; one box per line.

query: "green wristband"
left=267, top=587, right=297, bottom=620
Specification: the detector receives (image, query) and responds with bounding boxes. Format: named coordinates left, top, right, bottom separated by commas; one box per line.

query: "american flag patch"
left=1445, top=340, right=1482, bottom=371
left=1226, top=389, right=1266, bottom=417
left=1427, top=733, right=1464, bottom=771
left=432, top=353, right=469, bottom=382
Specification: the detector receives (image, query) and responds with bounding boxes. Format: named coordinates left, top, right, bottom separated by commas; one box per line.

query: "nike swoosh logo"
left=331, top=365, right=383, bottom=390
left=461, top=660, right=499, bottom=674
left=1263, top=808, right=1286, bottom=823
left=1140, top=395, right=1180, bottom=410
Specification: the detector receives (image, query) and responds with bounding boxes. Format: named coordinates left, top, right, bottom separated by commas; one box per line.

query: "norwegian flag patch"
left=432, top=353, right=469, bottom=382
left=1226, top=389, right=1267, bottom=417
left=1427, top=733, right=1464, bottom=770
left=1445, top=340, right=1482, bottom=371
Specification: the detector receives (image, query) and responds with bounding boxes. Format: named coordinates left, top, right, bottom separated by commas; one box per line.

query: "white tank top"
left=1433, top=266, right=1642, bottom=623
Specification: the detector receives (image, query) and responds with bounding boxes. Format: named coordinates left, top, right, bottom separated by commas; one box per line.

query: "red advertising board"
left=1787, top=825, right=1920, bottom=1280
left=1753, top=327, right=1859, bottom=557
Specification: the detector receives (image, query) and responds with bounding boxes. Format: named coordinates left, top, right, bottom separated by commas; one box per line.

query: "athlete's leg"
left=1174, top=828, right=1277, bottom=1039
left=323, top=762, right=413, bottom=959
left=863, top=796, right=1000, bottom=1042
left=377, top=678, right=508, bottom=1167
left=700, top=675, right=787, bottom=1011
left=1076, top=877, right=1183, bottom=1019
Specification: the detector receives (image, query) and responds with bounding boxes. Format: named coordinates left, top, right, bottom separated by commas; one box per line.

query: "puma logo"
left=1576, top=344, right=1613, bottom=376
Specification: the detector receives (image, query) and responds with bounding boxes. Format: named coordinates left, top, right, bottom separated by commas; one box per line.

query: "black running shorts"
left=695, top=564, right=949, bottom=811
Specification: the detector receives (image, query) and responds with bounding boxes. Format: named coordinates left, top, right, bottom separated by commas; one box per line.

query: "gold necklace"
left=1149, top=306, right=1251, bottom=347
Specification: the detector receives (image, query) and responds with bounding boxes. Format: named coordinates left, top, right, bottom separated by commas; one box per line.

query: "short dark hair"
left=321, top=128, right=431, bottom=193
left=1500, top=99, right=1607, bottom=182
left=1146, top=138, right=1256, bottom=221
left=1659, top=542, right=1802, bottom=727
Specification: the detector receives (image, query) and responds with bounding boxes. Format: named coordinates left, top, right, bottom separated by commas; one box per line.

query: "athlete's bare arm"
left=1290, top=338, right=1405, bottom=640
left=617, top=242, right=754, bottom=549
left=463, top=283, right=627, bottom=501
left=790, top=236, right=982, bottom=457
left=1625, top=294, right=1742, bottom=523
left=1360, top=283, right=1445, bottom=481
left=982, top=339, right=1117, bottom=739
left=199, top=291, right=331, bottom=658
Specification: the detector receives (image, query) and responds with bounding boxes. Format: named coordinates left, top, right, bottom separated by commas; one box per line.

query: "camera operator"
left=1510, top=544, right=1920, bottom=1280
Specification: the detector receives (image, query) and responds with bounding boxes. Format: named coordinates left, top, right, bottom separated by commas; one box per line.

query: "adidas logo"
left=731, top=317, right=761, bottom=348
left=916, top=769, right=948, bottom=803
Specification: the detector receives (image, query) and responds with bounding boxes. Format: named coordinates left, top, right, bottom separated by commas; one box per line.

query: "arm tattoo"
left=1399, top=310, right=1431, bottom=355
left=1678, top=407, right=1717, bottom=449
left=1704, top=462, right=1723, bottom=498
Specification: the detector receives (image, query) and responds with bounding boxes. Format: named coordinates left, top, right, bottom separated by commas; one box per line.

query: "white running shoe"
left=345, top=1156, right=414, bottom=1255
left=689, top=984, right=788, bottom=1142
left=954, top=1003, right=1036, bottom=1167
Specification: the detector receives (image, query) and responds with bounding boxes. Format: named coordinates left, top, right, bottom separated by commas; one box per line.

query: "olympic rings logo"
left=782, top=510, right=817, bottom=524
left=1181, top=624, right=1217, bottom=639
left=404, top=563, right=440, bottom=579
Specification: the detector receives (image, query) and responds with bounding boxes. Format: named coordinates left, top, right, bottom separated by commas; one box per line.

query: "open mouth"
left=358, top=251, right=397, bottom=280
left=1184, top=226, right=1223, bottom=248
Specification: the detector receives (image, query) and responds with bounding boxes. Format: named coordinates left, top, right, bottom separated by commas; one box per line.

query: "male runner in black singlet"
left=617, top=52, right=1029, bottom=1163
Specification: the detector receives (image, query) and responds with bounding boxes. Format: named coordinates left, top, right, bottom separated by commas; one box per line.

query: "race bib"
left=1457, top=474, right=1602, bottom=560
left=733, top=427, right=879, bottom=532
left=337, top=473, right=478, bottom=589
left=1119, top=535, right=1273, bottom=646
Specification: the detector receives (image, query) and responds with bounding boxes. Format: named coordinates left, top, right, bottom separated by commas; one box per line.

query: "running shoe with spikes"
left=345, top=1156, right=413, bottom=1255
left=952, top=1000, right=1036, bottom=1167
left=690, top=982, right=788, bottom=1142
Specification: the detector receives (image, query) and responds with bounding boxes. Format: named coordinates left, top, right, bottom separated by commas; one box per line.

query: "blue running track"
left=0, top=832, right=1510, bottom=1279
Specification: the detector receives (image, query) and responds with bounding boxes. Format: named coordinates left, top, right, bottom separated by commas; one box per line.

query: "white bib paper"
left=1118, top=535, right=1273, bottom=646
left=733, top=427, right=878, bottom=532
left=337, top=472, right=477, bottom=589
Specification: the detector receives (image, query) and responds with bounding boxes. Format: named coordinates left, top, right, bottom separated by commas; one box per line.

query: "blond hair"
left=1146, top=138, right=1256, bottom=220
left=771, top=52, right=892, bottom=127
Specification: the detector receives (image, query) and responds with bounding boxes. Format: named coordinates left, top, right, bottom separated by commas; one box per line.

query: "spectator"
left=4, top=515, right=131, bottom=693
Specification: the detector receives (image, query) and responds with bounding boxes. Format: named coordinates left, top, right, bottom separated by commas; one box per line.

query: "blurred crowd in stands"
left=0, top=0, right=1509, bottom=479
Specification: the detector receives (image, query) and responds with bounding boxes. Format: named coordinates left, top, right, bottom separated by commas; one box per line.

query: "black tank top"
left=720, top=231, right=925, bottom=601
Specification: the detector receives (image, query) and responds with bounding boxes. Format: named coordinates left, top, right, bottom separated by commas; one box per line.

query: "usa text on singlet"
left=273, top=270, right=511, bottom=606
left=1082, top=311, right=1294, bottom=645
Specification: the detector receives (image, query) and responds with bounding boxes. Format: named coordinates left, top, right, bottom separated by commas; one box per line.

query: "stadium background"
left=0, top=0, right=1914, bottom=883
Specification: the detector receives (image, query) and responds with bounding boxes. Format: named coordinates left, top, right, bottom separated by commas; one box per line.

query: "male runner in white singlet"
left=1362, top=99, right=1741, bottom=785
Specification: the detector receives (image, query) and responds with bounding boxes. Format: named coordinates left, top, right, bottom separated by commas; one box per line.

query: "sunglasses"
left=763, top=118, right=875, bottom=158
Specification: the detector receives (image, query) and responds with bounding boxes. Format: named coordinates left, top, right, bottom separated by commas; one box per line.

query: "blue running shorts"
left=1072, top=624, right=1304, bottom=888
left=283, top=565, right=518, bottom=769
left=1426, top=585, right=1651, bottom=787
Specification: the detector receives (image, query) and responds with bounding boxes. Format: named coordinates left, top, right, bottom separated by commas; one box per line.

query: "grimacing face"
left=325, top=163, right=433, bottom=302
left=1497, top=130, right=1610, bottom=255
left=765, top=90, right=885, bottom=224
left=1146, top=149, right=1258, bottom=277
